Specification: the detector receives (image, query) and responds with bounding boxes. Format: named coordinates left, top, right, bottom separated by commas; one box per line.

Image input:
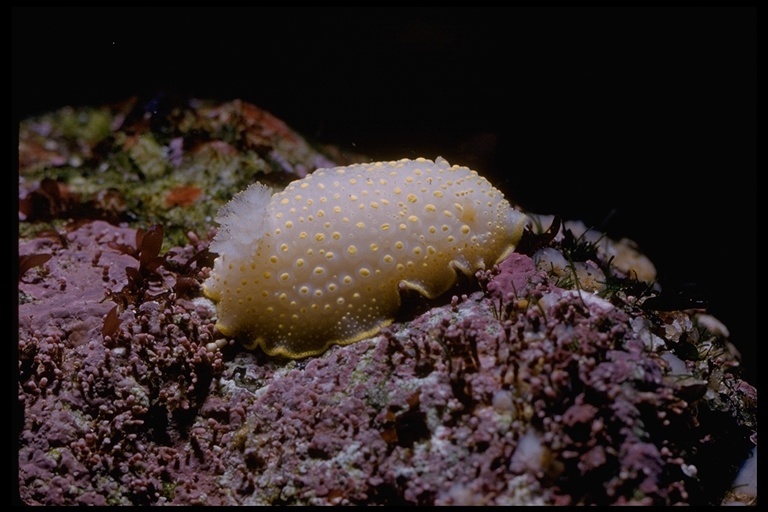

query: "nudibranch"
left=203, top=157, right=527, bottom=358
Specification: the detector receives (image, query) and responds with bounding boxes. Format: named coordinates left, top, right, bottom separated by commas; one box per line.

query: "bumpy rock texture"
left=17, top=98, right=757, bottom=505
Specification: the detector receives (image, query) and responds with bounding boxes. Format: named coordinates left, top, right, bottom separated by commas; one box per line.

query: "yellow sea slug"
left=204, top=157, right=527, bottom=358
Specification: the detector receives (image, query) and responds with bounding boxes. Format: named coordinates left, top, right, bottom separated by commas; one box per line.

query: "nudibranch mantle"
left=204, top=157, right=527, bottom=358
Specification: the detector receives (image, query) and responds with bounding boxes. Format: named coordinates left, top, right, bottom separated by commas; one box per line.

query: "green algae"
left=19, top=97, right=339, bottom=248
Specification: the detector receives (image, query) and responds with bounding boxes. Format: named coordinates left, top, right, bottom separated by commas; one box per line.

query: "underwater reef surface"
left=16, top=98, right=757, bottom=505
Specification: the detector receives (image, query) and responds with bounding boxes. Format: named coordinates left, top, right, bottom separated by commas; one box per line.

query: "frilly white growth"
left=208, top=183, right=272, bottom=261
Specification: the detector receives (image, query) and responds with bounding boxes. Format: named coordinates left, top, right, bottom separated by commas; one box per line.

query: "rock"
left=17, top=98, right=757, bottom=505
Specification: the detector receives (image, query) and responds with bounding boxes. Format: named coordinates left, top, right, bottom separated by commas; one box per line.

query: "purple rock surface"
left=16, top=99, right=757, bottom=505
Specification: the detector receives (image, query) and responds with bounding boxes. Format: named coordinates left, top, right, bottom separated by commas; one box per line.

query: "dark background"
left=13, top=7, right=756, bottom=384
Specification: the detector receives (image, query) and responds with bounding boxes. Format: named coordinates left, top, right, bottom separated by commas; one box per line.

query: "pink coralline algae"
left=17, top=98, right=757, bottom=506
left=19, top=220, right=227, bottom=505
